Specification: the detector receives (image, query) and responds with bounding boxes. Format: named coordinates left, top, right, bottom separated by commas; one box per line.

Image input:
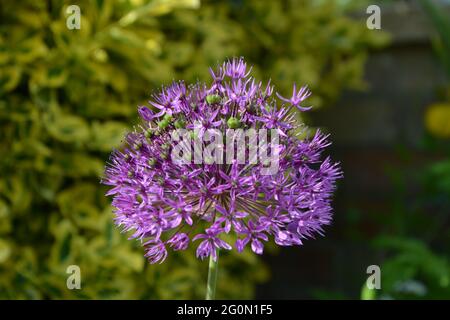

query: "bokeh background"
left=1, top=0, right=449, bottom=299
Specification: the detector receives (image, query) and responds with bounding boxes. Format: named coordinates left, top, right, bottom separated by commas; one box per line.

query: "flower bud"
left=157, top=119, right=170, bottom=130
left=206, top=94, right=221, bottom=105
left=163, top=114, right=173, bottom=122
left=227, top=117, right=241, bottom=129
left=174, top=119, right=185, bottom=129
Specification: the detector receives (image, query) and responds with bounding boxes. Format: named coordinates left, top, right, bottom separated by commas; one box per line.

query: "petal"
left=276, top=92, right=290, bottom=104
left=215, top=204, right=228, bottom=215
left=193, top=233, right=207, bottom=241
left=224, top=219, right=231, bottom=233
left=214, top=238, right=232, bottom=250
left=185, top=215, right=193, bottom=226
left=235, top=211, right=248, bottom=219
left=296, top=105, right=312, bottom=112
left=251, top=238, right=264, bottom=255
left=235, top=239, right=245, bottom=252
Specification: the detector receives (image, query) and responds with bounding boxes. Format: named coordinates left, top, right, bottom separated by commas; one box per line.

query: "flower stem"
left=205, top=251, right=219, bottom=300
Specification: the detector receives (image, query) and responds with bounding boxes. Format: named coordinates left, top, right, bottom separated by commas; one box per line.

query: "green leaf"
left=45, top=112, right=90, bottom=144
left=89, top=121, right=128, bottom=151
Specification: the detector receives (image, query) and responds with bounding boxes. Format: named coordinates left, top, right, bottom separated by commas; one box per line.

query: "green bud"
left=174, top=119, right=186, bottom=129
left=158, top=119, right=170, bottom=130
left=227, top=117, right=241, bottom=129
left=257, top=192, right=265, bottom=199
left=148, top=158, right=156, bottom=166
left=133, top=141, right=142, bottom=150
left=144, top=129, right=153, bottom=139
left=189, top=131, right=198, bottom=140
left=136, top=194, right=143, bottom=203
left=163, top=114, right=173, bottom=122
left=161, top=143, right=170, bottom=150
left=127, top=171, right=133, bottom=178
left=206, top=94, right=221, bottom=105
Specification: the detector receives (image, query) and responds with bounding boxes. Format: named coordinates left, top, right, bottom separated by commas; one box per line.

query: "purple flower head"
left=102, top=57, right=342, bottom=264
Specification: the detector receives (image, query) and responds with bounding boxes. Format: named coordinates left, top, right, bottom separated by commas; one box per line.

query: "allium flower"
left=102, top=57, right=342, bottom=264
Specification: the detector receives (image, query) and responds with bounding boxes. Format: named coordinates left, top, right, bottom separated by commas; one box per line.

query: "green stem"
left=205, top=251, right=219, bottom=300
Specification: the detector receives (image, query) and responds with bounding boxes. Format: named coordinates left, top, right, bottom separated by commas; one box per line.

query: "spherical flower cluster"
left=102, top=58, right=342, bottom=263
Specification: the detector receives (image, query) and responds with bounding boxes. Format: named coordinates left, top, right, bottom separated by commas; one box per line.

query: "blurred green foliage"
left=419, top=0, right=450, bottom=77
left=159, top=0, right=389, bottom=107
left=0, top=0, right=385, bottom=299
left=359, top=151, right=450, bottom=299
